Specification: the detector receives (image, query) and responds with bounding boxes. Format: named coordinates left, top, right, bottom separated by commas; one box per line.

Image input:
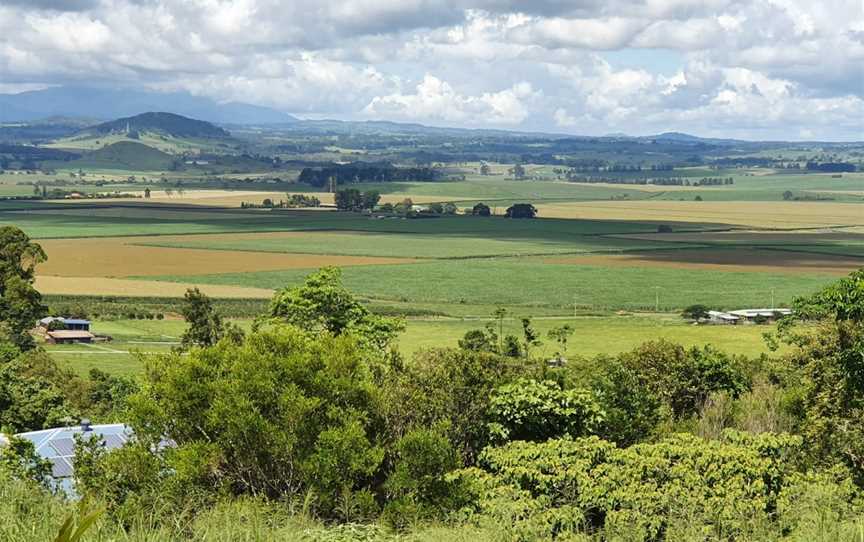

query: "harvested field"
left=543, top=248, right=862, bottom=275
left=35, top=276, right=274, bottom=298
left=534, top=201, right=864, bottom=228
left=36, top=237, right=413, bottom=277
left=610, top=230, right=864, bottom=245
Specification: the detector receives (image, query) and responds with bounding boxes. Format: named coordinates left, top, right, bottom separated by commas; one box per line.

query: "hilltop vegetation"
left=70, top=141, right=175, bottom=170
left=87, top=112, right=230, bottom=139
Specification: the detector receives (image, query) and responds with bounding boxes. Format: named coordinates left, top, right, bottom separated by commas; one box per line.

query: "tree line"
left=298, top=162, right=443, bottom=187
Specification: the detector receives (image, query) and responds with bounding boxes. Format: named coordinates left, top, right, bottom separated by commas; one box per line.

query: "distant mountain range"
left=88, top=112, right=230, bottom=139
left=0, top=86, right=297, bottom=125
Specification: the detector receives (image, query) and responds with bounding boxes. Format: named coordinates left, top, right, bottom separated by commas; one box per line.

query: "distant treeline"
left=564, top=174, right=734, bottom=186
left=298, top=162, right=443, bottom=187
left=0, top=144, right=80, bottom=169
left=560, top=161, right=676, bottom=172
left=806, top=161, right=857, bottom=172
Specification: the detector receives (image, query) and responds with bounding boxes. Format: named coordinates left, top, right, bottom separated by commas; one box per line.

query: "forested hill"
left=88, top=112, right=230, bottom=138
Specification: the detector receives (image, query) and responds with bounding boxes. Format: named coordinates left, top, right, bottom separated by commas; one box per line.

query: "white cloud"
left=364, top=75, right=537, bottom=125
left=0, top=0, right=861, bottom=138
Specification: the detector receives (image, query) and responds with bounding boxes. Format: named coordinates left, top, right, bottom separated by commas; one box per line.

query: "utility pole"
left=574, top=294, right=578, bottom=318
left=654, top=286, right=660, bottom=312
left=770, top=287, right=775, bottom=309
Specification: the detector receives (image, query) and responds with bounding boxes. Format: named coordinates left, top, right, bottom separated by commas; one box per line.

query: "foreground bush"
left=455, top=432, right=864, bottom=540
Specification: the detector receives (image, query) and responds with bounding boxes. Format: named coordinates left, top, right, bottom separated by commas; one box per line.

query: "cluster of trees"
left=240, top=193, right=322, bottom=209
left=298, top=162, right=442, bottom=187
left=0, top=226, right=862, bottom=539
left=334, top=188, right=381, bottom=211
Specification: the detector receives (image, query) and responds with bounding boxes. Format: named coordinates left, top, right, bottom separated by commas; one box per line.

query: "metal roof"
left=46, top=330, right=95, bottom=340
left=14, top=424, right=131, bottom=495
left=63, top=319, right=91, bottom=325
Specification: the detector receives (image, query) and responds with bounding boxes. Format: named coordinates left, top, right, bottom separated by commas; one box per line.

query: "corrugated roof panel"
left=49, top=438, right=75, bottom=456
left=52, top=457, right=74, bottom=478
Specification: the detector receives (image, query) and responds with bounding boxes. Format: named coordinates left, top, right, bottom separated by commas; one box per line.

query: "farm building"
left=707, top=308, right=792, bottom=325
left=39, top=317, right=91, bottom=331
left=38, top=317, right=96, bottom=343
left=45, top=330, right=96, bottom=344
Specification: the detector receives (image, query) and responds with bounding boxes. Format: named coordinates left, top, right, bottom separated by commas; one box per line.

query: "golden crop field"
left=37, top=237, right=414, bottom=278
left=534, top=201, right=864, bottom=228
left=35, top=276, right=274, bottom=298
left=544, top=248, right=861, bottom=275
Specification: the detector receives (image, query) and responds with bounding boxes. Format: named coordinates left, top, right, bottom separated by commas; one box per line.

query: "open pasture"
left=48, top=314, right=786, bottom=377
left=144, top=259, right=836, bottom=311
left=136, top=229, right=693, bottom=260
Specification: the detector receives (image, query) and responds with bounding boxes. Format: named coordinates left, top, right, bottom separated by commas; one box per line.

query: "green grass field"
left=143, top=259, right=832, bottom=310
left=139, top=230, right=694, bottom=259
left=47, top=315, right=784, bottom=377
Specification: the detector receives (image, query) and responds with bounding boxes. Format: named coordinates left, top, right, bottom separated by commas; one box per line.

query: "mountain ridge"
left=0, top=86, right=297, bottom=125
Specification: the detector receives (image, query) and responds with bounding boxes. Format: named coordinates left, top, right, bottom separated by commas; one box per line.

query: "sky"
left=1, top=0, right=863, bottom=140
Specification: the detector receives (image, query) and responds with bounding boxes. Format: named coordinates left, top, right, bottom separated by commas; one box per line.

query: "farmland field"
left=1, top=171, right=860, bottom=376
left=48, top=314, right=787, bottom=377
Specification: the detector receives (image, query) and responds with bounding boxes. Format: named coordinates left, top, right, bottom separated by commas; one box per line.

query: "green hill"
left=89, top=112, right=230, bottom=138
left=71, top=141, right=175, bottom=170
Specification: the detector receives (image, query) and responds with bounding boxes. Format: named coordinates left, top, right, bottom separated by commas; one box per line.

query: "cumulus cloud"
left=364, top=75, right=537, bottom=125
left=0, top=0, right=861, bottom=139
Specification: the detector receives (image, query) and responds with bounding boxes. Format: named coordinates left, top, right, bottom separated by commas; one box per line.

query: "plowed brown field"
left=544, top=248, right=861, bottom=275
left=37, top=236, right=413, bottom=278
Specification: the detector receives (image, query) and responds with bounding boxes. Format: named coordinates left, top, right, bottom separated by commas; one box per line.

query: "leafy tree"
left=783, top=190, right=794, bottom=201
left=334, top=188, right=361, bottom=211
left=487, top=379, right=604, bottom=443
left=0, top=226, right=47, bottom=350
left=179, top=288, right=226, bottom=348
left=441, top=202, right=458, bottom=215
left=617, top=340, right=748, bottom=419
left=0, top=355, right=71, bottom=432
left=520, top=317, right=541, bottom=359
left=87, top=325, right=387, bottom=518
left=547, top=324, right=573, bottom=360
left=682, top=304, right=711, bottom=321
left=361, top=190, right=381, bottom=210
left=383, top=425, right=464, bottom=526
left=0, top=436, right=51, bottom=487
left=269, top=267, right=403, bottom=353
left=335, top=189, right=380, bottom=212
left=458, top=431, right=824, bottom=540
left=505, top=203, right=537, bottom=219
left=780, top=270, right=864, bottom=481
left=458, top=329, right=495, bottom=352
left=143, top=187, right=151, bottom=198
left=591, top=358, right=663, bottom=446
left=479, top=163, right=491, bottom=176
left=508, top=163, right=526, bottom=180
left=385, top=348, right=516, bottom=463
left=471, top=203, right=491, bottom=216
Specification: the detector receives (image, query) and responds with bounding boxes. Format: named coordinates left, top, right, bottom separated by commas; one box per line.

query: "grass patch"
left=142, top=259, right=837, bottom=311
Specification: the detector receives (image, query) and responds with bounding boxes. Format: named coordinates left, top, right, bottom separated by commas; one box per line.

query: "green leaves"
left=462, top=431, right=814, bottom=539
left=487, top=379, right=604, bottom=444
